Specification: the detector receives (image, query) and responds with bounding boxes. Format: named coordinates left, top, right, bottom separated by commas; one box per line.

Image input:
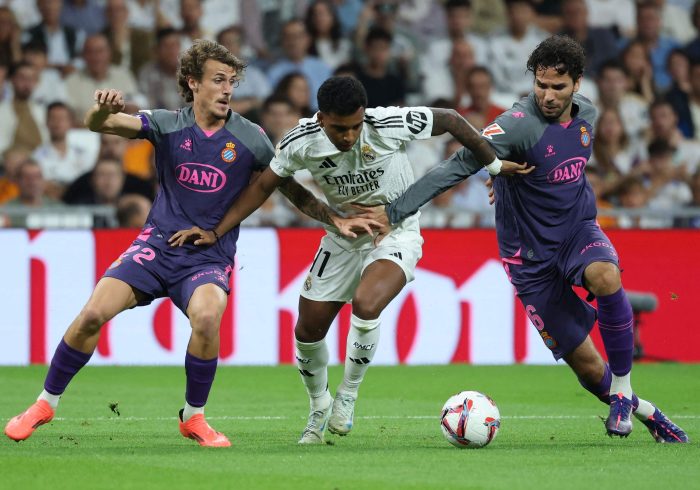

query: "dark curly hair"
left=317, top=76, right=368, bottom=115
left=526, top=35, right=586, bottom=82
left=177, top=39, right=246, bottom=103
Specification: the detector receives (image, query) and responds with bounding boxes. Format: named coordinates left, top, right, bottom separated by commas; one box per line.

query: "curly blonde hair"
left=177, top=39, right=246, bottom=103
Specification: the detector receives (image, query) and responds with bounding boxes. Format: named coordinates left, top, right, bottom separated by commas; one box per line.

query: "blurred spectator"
left=585, top=167, right=618, bottom=228
left=304, top=0, right=352, bottom=70
left=65, top=33, right=145, bottom=121
left=631, top=1, right=679, bottom=93
left=470, top=0, right=506, bottom=36
left=458, top=66, right=505, bottom=130
left=647, top=98, right=700, bottom=174
left=331, top=0, right=364, bottom=36
left=0, top=61, right=48, bottom=155
left=272, top=71, right=313, bottom=118
left=267, top=19, right=332, bottom=112
left=66, top=157, right=125, bottom=205
left=116, top=192, right=150, bottom=227
left=103, top=0, right=153, bottom=77
left=0, top=62, right=8, bottom=101
left=217, top=25, right=271, bottom=121
left=616, top=175, right=650, bottom=228
left=620, top=39, right=657, bottom=103
left=559, top=0, right=618, bottom=79
left=0, top=1, right=40, bottom=30
left=22, top=0, right=85, bottom=76
left=596, top=60, right=650, bottom=142
left=246, top=0, right=307, bottom=60
left=356, top=26, right=405, bottom=107
left=654, top=0, right=696, bottom=44
left=589, top=107, right=643, bottom=198
left=676, top=168, right=700, bottom=227
left=126, top=0, right=170, bottom=31
left=1, top=159, right=60, bottom=224
left=0, top=146, right=29, bottom=203
left=137, top=27, right=180, bottom=110
left=0, top=6, right=21, bottom=66
left=421, top=0, right=487, bottom=102
left=354, top=0, right=421, bottom=94
left=584, top=0, right=635, bottom=38
left=100, top=132, right=154, bottom=182
left=32, top=101, right=92, bottom=198
left=667, top=58, right=700, bottom=139
left=259, top=95, right=300, bottom=146
left=60, top=0, right=105, bottom=35
left=489, top=0, right=548, bottom=98
left=21, top=40, right=67, bottom=106
left=177, top=0, right=213, bottom=51
left=644, top=138, right=692, bottom=223
left=685, top=1, right=700, bottom=61
left=666, top=47, right=692, bottom=95
left=423, top=37, right=476, bottom=105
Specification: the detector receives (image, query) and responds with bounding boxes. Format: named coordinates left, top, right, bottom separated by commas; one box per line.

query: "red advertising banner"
left=0, top=229, right=696, bottom=365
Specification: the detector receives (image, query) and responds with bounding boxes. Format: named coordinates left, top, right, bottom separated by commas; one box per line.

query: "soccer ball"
left=440, top=391, right=500, bottom=448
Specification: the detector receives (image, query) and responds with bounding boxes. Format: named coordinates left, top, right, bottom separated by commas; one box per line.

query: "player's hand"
left=499, top=160, right=535, bottom=175
left=485, top=177, right=495, bottom=205
left=331, top=215, right=383, bottom=239
left=350, top=204, right=392, bottom=245
left=168, top=226, right=216, bottom=247
left=94, top=89, right=126, bottom=114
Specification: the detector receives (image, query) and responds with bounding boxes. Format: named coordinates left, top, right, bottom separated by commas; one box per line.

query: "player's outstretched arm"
left=430, top=108, right=499, bottom=171
left=84, top=89, right=142, bottom=138
left=278, top=178, right=381, bottom=238
left=169, top=166, right=283, bottom=247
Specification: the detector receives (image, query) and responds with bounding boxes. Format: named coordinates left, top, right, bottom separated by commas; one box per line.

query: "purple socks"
left=43, top=339, right=93, bottom=396
left=185, top=352, right=218, bottom=408
left=579, top=363, right=639, bottom=408
left=596, top=288, right=634, bottom=376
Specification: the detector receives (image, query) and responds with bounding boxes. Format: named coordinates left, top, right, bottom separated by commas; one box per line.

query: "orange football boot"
left=178, top=409, right=231, bottom=447
left=5, top=399, right=55, bottom=441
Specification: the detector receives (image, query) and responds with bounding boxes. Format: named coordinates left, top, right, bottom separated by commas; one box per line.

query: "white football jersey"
left=270, top=106, right=434, bottom=249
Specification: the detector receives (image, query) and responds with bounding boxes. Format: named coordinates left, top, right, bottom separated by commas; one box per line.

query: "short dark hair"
left=317, top=76, right=368, bottom=115
left=155, top=27, right=178, bottom=45
left=262, top=94, right=294, bottom=112
left=527, top=35, right=586, bottom=82
left=364, top=26, right=393, bottom=47
left=445, top=0, right=471, bottom=11
left=647, top=138, right=674, bottom=158
left=46, top=101, right=71, bottom=116
left=597, top=59, right=627, bottom=79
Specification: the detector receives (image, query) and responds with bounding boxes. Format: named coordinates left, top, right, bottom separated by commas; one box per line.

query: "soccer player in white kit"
left=171, top=76, right=527, bottom=444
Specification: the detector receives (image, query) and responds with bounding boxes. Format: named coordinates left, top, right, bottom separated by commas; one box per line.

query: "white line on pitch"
left=47, top=414, right=700, bottom=422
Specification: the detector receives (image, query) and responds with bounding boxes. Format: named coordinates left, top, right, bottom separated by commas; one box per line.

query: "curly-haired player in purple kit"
left=359, top=36, right=688, bottom=443
left=5, top=40, right=376, bottom=447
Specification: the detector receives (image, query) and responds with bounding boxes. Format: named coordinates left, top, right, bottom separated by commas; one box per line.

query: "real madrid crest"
left=221, top=141, right=237, bottom=163
left=580, top=126, right=590, bottom=147
left=303, top=274, right=312, bottom=291
left=361, top=144, right=376, bottom=162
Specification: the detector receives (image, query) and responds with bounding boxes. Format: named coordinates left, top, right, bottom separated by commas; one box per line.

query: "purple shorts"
left=503, top=222, right=620, bottom=360
left=103, top=228, right=232, bottom=315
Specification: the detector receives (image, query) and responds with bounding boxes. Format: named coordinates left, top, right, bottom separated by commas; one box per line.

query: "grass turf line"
left=0, top=364, right=697, bottom=490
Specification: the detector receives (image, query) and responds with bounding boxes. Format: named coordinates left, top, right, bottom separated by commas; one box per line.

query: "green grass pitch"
left=0, top=364, right=697, bottom=489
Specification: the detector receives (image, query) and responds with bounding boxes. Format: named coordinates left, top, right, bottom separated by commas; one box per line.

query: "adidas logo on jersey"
left=319, top=157, right=337, bottom=169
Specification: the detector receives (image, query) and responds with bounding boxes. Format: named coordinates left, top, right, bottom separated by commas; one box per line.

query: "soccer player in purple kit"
left=360, top=36, right=689, bottom=443
left=4, top=40, right=374, bottom=447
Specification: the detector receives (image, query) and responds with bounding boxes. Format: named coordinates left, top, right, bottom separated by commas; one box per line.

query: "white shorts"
left=300, top=227, right=424, bottom=303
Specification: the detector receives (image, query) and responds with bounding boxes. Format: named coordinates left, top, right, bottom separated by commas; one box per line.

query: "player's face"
left=190, top=59, right=236, bottom=120
left=317, top=107, right=365, bottom=152
left=533, top=67, right=580, bottom=121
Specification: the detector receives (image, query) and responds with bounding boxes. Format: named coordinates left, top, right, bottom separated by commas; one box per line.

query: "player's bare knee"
left=585, top=262, right=621, bottom=296
left=294, top=322, right=327, bottom=342
left=351, top=298, right=382, bottom=321
left=77, top=306, right=108, bottom=334
left=189, top=310, right=221, bottom=339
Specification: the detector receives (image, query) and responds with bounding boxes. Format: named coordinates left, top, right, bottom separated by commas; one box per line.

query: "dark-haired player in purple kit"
left=5, top=40, right=374, bottom=447
left=359, top=36, right=688, bottom=443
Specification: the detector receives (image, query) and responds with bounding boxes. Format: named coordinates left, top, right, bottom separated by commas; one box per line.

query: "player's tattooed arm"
left=429, top=108, right=496, bottom=167
left=278, top=178, right=381, bottom=239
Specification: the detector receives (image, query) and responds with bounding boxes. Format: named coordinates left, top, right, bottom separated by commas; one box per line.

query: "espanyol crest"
left=221, top=141, right=237, bottom=162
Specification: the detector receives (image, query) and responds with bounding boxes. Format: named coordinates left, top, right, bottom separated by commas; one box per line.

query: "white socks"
left=182, top=402, right=204, bottom=422
left=339, top=314, right=380, bottom=396
left=38, top=389, right=61, bottom=409
left=295, top=338, right=332, bottom=410
left=610, top=372, right=633, bottom=399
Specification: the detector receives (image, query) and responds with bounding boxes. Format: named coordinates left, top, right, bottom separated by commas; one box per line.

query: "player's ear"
left=317, top=112, right=325, bottom=128
left=187, top=76, right=198, bottom=93
left=572, top=76, right=582, bottom=93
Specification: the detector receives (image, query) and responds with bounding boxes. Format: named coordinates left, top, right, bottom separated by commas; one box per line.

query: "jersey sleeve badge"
left=482, top=122, right=505, bottom=139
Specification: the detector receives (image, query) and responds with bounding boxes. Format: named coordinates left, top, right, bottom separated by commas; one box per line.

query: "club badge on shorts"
left=221, top=141, right=237, bottom=163
left=580, top=126, right=591, bottom=147
left=361, top=144, right=376, bottom=162
left=303, top=274, right=312, bottom=291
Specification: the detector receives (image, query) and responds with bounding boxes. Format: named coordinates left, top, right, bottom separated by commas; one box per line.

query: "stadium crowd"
left=0, top=0, right=699, bottom=229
